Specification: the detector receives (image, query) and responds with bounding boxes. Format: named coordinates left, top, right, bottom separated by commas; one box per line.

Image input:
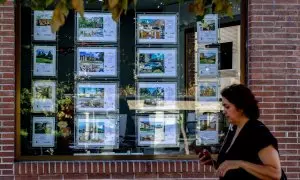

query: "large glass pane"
left=19, top=0, right=242, bottom=158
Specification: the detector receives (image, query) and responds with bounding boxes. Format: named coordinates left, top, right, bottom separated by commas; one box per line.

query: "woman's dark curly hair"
left=221, top=84, right=260, bottom=120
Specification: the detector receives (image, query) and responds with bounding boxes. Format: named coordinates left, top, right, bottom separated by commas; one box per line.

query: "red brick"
left=182, top=172, right=205, bottom=178
left=15, top=176, right=38, bottom=180
left=0, top=174, right=14, bottom=178
left=63, top=174, right=87, bottom=179
left=39, top=175, right=64, bottom=179
left=55, top=162, right=61, bottom=174
left=135, top=173, right=157, bottom=179
left=159, top=173, right=182, bottom=178
left=111, top=173, right=134, bottom=179
left=88, top=174, right=110, bottom=179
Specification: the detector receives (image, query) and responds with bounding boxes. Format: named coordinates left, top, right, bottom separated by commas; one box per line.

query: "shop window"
left=17, top=0, right=245, bottom=160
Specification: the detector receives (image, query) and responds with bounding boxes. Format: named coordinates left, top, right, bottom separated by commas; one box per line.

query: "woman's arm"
left=217, top=145, right=281, bottom=179
left=241, top=145, right=281, bottom=179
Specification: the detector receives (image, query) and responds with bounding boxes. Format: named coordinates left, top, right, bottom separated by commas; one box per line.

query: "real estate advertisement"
left=77, top=47, right=117, bottom=77
left=77, top=12, right=117, bottom=42
left=196, top=113, right=219, bottom=145
left=32, top=80, right=56, bottom=113
left=197, top=81, right=219, bottom=102
left=32, top=116, right=55, bottom=147
left=197, top=14, right=218, bottom=44
left=198, top=48, right=218, bottom=77
left=138, top=114, right=178, bottom=147
left=76, top=82, right=118, bottom=112
left=33, top=10, right=56, bottom=41
left=137, top=48, right=177, bottom=78
left=76, top=115, right=118, bottom=148
left=137, top=14, right=177, bottom=44
left=138, top=82, right=177, bottom=110
left=33, top=45, right=56, bottom=76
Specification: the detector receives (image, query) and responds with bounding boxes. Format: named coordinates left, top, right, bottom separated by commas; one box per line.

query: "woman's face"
left=222, top=97, right=244, bottom=124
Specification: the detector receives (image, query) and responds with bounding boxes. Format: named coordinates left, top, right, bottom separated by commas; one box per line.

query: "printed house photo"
left=138, top=19, right=165, bottom=39
left=35, top=48, right=54, bottom=64
left=78, top=16, right=104, bottom=38
left=139, top=87, right=164, bottom=106
left=34, top=86, right=52, bottom=99
left=199, top=52, right=216, bottom=64
left=34, top=122, right=53, bottom=134
left=138, top=53, right=165, bottom=74
left=199, top=84, right=217, bottom=97
left=77, top=98, right=104, bottom=109
left=201, top=20, right=216, bottom=31
left=78, top=87, right=104, bottom=98
left=78, top=121, right=105, bottom=143
left=36, top=16, right=51, bottom=26
left=79, top=51, right=104, bottom=72
left=139, top=120, right=165, bottom=143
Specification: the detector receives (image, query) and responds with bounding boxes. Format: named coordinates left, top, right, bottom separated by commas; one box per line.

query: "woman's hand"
left=198, top=149, right=214, bottom=166
left=216, top=160, right=243, bottom=177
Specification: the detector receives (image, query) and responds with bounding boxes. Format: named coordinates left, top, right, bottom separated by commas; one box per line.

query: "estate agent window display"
left=17, top=0, right=243, bottom=160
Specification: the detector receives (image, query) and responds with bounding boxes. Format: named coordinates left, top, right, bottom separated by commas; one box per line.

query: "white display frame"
left=196, top=80, right=219, bottom=102
left=32, top=80, right=56, bottom=113
left=33, top=45, right=57, bottom=77
left=136, top=13, right=178, bottom=44
left=76, top=12, right=118, bottom=43
left=136, top=48, right=177, bottom=78
left=137, top=114, right=179, bottom=147
left=75, top=114, right=119, bottom=149
left=76, top=46, right=118, bottom=78
left=32, top=116, right=56, bottom=147
left=137, top=82, right=177, bottom=111
left=197, top=14, right=218, bottom=44
left=196, top=112, right=219, bottom=145
left=75, top=82, right=119, bottom=113
left=197, top=48, right=218, bottom=78
left=33, top=10, right=56, bottom=41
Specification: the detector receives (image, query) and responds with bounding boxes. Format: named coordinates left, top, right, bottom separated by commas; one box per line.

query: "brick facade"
left=0, top=0, right=15, bottom=178
left=248, top=0, right=300, bottom=179
left=0, top=0, right=299, bottom=179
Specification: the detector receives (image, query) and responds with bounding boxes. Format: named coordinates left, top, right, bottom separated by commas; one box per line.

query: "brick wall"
left=0, top=0, right=15, bottom=178
left=14, top=161, right=216, bottom=179
left=248, top=0, right=300, bottom=179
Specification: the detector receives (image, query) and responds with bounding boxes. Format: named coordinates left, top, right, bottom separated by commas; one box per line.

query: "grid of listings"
left=135, top=13, right=179, bottom=148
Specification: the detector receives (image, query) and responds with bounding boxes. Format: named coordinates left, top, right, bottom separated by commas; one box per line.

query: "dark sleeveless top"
left=216, top=120, right=278, bottom=180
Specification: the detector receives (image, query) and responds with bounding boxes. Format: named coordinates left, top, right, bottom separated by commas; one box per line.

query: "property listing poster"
left=77, top=47, right=117, bottom=77
left=197, top=14, right=218, bottom=44
left=198, top=48, right=218, bottom=77
left=197, top=81, right=219, bottom=102
left=76, top=83, right=118, bottom=112
left=33, top=11, right=56, bottom=41
left=77, top=12, right=117, bottom=42
left=32, top=80, right=56, bottom=113
left=137, top=48, right=177, bottom=78
left=138, top=114, right=178, bottom=147
left=138, top=82, right=177, bottom=110
left=196, top=113, right=219, bottom=145
left=137, top=14, right=177, bottom=44
left=32, top=116, right=55, bottom=147
left=33, top=46, right=56, bottom=76
left=76, top=115, right=118, bottom=147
